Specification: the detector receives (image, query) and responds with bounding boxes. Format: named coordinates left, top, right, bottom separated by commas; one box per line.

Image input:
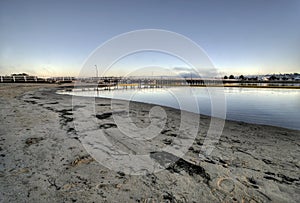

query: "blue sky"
left=0, top=0, right=299, bottom=77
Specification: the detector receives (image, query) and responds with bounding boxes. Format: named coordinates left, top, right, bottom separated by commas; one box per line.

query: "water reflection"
left=59, top=87, right=300, bottom=130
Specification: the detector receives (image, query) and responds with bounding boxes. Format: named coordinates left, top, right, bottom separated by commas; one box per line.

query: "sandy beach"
left=0, top=83, right=299, bottom=202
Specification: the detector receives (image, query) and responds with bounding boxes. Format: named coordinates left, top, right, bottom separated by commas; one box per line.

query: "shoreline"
left=0, top=84, right=299, bottom=202
left=59, top=84, right=300, bottom=131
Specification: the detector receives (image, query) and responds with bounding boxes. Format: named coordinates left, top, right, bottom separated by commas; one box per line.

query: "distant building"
left=261, top=75, right=270, bottom=81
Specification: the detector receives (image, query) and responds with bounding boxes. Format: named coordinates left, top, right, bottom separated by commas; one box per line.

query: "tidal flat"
left=0, top=83, right=299, bottom=202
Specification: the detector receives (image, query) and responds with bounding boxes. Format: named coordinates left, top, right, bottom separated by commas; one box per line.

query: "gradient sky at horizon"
left=0, top=0, right=299, bottom=77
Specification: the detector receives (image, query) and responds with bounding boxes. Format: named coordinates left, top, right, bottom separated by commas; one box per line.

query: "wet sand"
left=0, top=83, right=299, bottom=202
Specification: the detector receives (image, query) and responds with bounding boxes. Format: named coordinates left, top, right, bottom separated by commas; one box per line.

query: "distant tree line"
left=11, top=73, right=29, bottom=76
left=223, top=73, right=299, bottom=81
left=223, top=75, right=247, bottom=80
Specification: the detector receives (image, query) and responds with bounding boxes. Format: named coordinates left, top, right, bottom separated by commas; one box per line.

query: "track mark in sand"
left=162, top=138, right=173, bottom=145
left=25, top=137, right=44, bottom=146
left=99, top=123, right=117, bottom=129
left=47, top=178, right=61, bottom=190
left=70, top=155, right=95, bottom=167
left=24, top=100, right=37, bottom=104
left=73, top=105, right=86, bottom=111
left=263, top=173, right=299, bottom=185
left=246, top=177, right=260, bottom=189
left=161, top=129, right=177, bottom=137
left=217, top=177, right=235, bottom=193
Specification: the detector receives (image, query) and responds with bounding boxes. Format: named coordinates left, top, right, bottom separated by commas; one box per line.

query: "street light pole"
left=95, top=65, right=99, bottom=92
left=95, top=65, right=98, bottom=79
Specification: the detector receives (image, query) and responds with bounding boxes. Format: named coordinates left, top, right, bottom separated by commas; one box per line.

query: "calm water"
left=59, top=87, right=300, bottom=130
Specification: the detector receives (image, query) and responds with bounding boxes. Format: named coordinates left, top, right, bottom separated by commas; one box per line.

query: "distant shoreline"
left=3, top=81, right=299, bottom=89
left=189, top=84, right=300, bottom=89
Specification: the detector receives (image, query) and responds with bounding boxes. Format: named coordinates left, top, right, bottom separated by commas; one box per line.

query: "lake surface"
left=59, top=87, right=300, bottom=130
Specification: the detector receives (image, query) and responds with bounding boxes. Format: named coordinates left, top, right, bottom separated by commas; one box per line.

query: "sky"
left=0, top=0, right=299, bottom=77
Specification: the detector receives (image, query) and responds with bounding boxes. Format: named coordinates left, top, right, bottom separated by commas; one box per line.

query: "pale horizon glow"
left=0, top=0, right=300, bottom=77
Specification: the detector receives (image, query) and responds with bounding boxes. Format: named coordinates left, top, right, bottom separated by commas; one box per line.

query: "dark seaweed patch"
left=95, top=112, right=112, bottom=120
left=47, top=101, right=59, bottom=105
left=31, top=96, right=41, bottom=99
left=97, top=104, right=111, bottom=106
left=150, top=151, right=211, bottom=184
left=56, top=109, right=73, bottom=116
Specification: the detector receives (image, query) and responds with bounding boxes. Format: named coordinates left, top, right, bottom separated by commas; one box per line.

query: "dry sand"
left=0, top=83, right=299, bottom=202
